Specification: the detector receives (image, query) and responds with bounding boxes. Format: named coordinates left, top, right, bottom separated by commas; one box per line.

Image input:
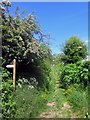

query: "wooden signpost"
left=6, top=59, right=16, bottom=90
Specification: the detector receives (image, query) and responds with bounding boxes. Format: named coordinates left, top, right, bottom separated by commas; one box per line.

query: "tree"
left=1, top=3, right=46, bottom=67
left=1, top=2, right=52, bottom=89
left=61, top=36, right=87, bottom=64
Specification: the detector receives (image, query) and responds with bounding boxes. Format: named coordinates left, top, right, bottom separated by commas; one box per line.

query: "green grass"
left=14, top=85, right=48, bottom=118
left=66, top=85, right=88, bottom=118
left=14, top=62, right=89, bottom=118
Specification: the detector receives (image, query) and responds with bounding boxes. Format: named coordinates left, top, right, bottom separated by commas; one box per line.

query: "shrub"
left=17, top=57, right=51, bottom=91
left=0, top=68, right=16, bottom=119
left=61, top=36, right=87, bottom=64
left=76, top=61, right=90, bottom=87
left=60, top=61, right=90, bottom=89
left=60, top=63, right=78, bottom=89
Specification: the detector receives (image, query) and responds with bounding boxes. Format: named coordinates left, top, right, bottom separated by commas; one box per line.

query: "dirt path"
left=38, top=64, right=78, bottom=118
left=39, top=80, right=59, bottom=118
left=39, top=78, right=76, bottom=118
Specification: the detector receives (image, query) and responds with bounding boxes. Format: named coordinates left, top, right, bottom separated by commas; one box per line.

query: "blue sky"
left=9, top=2, right=88, bottom=54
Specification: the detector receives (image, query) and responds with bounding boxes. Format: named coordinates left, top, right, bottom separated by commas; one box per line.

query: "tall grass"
left=66, top=85, right=88, bottom=117
left=14, top=84, right=48, bottom=118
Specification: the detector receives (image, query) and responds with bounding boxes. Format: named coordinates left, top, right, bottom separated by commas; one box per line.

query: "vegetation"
left=15, top=83, right=48, bottom=118
left=1, top=1, right=52, bottom=90
left=60, top=61, right=90, bottom=89
left=61, top=36, right=87, bottom=64
left=1, top=1, right=90, bottom=119
left=0, top=68, right=16, bottom=118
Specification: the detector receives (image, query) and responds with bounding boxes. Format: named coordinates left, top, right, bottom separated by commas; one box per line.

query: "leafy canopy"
left=1, top=2, right=52, bottom=89
left=1, top=3, right=51, bottom=66
left=61, top=36, right=87, bottom=64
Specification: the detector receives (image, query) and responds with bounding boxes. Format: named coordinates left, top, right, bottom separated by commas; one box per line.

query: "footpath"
left=39, top=65, right=76, bottom=118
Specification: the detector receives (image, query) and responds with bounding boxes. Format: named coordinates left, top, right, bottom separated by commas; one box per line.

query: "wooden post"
left=13, top=59, right=16, bottom=90
left=6, top=59, right=16, bottom=90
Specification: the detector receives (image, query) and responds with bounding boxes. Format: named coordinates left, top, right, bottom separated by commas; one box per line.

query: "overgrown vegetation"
left=1, top=1, right=52, bottom=118
left=60, top=61, right=90, bottom=89
left=60, top=36, right=87, bottom=64
left=0, top=68, right=16, bottom=118
left=15, top=83, right=48, bottom=118
left=1, top=1, right=90, bottom=119
left=59, top=36, right=89, bottom=117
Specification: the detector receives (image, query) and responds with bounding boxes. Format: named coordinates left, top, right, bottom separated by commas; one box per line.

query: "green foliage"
left=36, top=58, right=51, bottom=90
left=61, top=36, right=87, bottom=64
left=49, top=55, right=63, bottom=92
left=1, top=2, right=89, bottom=118
left=17, top=77, right=38, bottom=88
left=15, top=83, right=48, bottom=118
left=2, top=11, right=40, bottom=66
left=77, top=60, right=90, bottom=84
left=60, top=63, right=77, bottom=89
left=1, top=3, right=52, bottom=90
left=1, top=4, right=50, bottom=67
left=60, top=61, right=90, bottom=89
left=66, top=85, right=88, bottom=116
left=55, top=89, right=67, bottom=109
left=0, top=68, right=16, bottom=119
left=76, top=61, right=90, bottom=87
left=17, top=55, right=51, bottom=90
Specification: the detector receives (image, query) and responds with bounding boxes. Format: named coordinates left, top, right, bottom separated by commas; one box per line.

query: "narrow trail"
left=39, top=64, right=76, bottom=119
left=39, top=65, right=76, bottom=118
left=39, top=78, right=60, bottom=118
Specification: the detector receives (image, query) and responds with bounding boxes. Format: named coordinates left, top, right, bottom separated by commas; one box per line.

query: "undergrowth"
left=14, top=83, right=48, bottom=118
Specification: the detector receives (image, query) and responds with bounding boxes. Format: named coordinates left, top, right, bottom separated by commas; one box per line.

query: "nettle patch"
left=60, top=61, right=90, bottom=89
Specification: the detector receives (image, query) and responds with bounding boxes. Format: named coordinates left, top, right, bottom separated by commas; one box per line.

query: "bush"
left=76, top=61, right=90, bottom=87
left=61, top=36, right=87, bottom=64
left=60, top=61, right=90, bottom=89
left=0, top=68, right=16, bottom=119
left=17, top=57, right=51, bottom=91
left=60, top=63, right=78, bottom=89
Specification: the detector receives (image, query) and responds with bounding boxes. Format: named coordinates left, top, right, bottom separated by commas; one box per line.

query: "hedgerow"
left=0, top=68, right=16, bottom=119
left=60, top=61, right=90, bottom=89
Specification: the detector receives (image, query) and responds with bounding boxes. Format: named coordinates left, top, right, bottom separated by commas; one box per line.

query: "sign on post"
left=6, top=65, right=14, bottom=68
left=13, top=59, right=16, bottom=90
left=6, top=59, right=16, bottom=90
